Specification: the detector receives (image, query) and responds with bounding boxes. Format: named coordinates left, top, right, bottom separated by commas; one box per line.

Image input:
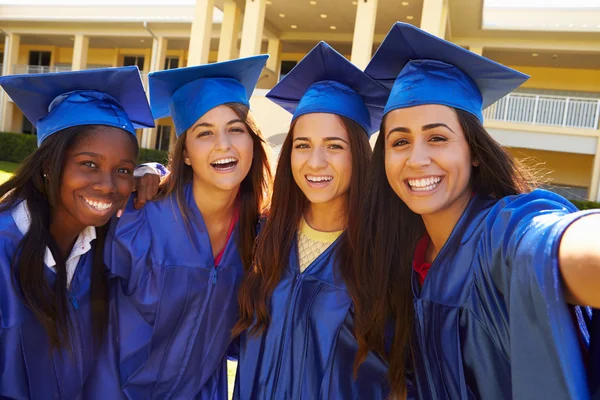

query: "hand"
left=133, top=173, right=161, bottom=210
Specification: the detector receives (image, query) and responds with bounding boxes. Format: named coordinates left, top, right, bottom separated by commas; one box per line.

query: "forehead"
left=293, top=113, right=348, bottom=141
left=385, top=104, right=460, bottom=130
left=68, top=126, right=137, bottom=158
left=197, top=104, right=240, bottom=124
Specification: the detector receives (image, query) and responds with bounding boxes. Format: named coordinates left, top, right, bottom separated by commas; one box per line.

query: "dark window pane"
left=155, top=125, right=172, bottom=151
left=22, top=118, right=36, bottom=135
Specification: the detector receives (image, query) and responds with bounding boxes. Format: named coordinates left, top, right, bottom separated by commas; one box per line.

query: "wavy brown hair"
left=233, top=114, right=372, bottom=338
left=0, top=126, right=136, bottom=351
left=352, top=108, right=534, bottom=397
left=156, top=103, right=272, bottom=271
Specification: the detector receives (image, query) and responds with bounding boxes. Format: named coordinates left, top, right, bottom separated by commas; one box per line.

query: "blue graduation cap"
left=365, top=22, right=529, bottom=122
left=0, top=66, right=155, bottom=146
left=266, top=41, right=388, bottom=137
left=148, top=55, right=268, bottom=136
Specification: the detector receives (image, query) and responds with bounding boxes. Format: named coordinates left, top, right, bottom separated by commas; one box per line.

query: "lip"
left=210, top=157, right=239, bottom=174
left=404, top=175, right=445, bottom=196
left=304, top=174, right=333, bottom=189
left=80, top=196, right=116, bottom=217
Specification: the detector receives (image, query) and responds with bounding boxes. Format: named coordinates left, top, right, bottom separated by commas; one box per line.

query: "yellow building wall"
left=506, top=65, right=600, bottom=94
left=507, top=147, right=594, bottom=188
left=10, top=104, right=24, bottom=132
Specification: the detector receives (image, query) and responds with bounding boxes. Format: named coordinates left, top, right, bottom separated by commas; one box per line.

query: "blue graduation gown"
left=411, top=189, right=597, bottom=399
left=0, top=207, right=99, bottom=400
left=103, top=184, right=244, bottom=399
left=234, top=235, right=390, bottom=400
left=590, top=309, right=600, bottom=399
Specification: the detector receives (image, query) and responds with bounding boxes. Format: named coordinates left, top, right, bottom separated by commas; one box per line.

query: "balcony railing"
left=13, top=65, right=73, bottom=74
left=483, top=93, right=600, bottom=130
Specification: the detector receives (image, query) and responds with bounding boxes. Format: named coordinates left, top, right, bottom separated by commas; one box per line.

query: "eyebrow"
left=293, top=136, right=349, bottom=144
left=386, top=122, right=455, bottom=139
left=74, top=152, right=135, bottom=165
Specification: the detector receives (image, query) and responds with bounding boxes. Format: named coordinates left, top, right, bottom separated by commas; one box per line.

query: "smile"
left=210, top=157, right=239, bottom=172
left=82, top=197, right=114, bottom=212
left=406, top=176, right=443, bottom=192
left=305, top=175, right=333, bottom=188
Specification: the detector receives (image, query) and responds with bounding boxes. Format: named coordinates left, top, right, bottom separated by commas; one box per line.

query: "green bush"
left=0, top=131, right=168, bottom=165
left=138, top=147, right=169, bottom=165
left=569, top=199, right=600, bottom=210
left=0, top=131, right=37, bottom=163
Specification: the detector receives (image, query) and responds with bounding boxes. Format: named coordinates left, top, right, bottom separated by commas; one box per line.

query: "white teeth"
left=306, top=175, right=333, bottom=183
left=211, top=157, right=237, bottom=165
left=407, top=176, right=442, bottom=190
left=84, top=198, right=113, bottom=211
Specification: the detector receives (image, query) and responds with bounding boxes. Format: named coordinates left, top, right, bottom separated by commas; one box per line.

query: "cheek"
left=186, top=141, right=210, bottom=165
left=116, top=176, right=135, bottom=197
left=336, top=153, right=352, bottom=186
left=236, top=135, right=255, bottom=164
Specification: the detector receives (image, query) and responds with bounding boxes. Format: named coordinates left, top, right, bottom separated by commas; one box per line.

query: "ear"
left=183, top=148, right=191, bottom=166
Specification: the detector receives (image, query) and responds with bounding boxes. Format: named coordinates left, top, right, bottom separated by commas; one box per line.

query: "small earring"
left=43, top=173, right=48, bottom=178
left=473, top=160, right=480, bottom=167
left=184, top=158, right=191, bottom=165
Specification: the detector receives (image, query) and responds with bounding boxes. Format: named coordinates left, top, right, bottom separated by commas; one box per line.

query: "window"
left=29, top=51, right=51, bottom=66
left=155, top=125, right=172, bottom=151
left=22, top=118, right=36, bottom=135
left=280, top=61, right=298, bottom=81
left=164, top=56, right=180, bottom=70
left=123, top=56, right=145, bottom=69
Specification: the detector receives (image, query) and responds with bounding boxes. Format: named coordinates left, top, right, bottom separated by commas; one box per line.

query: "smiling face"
left=184, top=104, right=254, bottom=193
left=383, top=104, right=475, bottom=221
left=55, top=126, right=138, bottom=231
left=290, top=113, right=352, bottom=208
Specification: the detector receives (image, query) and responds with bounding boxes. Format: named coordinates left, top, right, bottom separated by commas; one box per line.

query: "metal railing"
left=13, top=65, right=73, bottom=74
left=483, top=92, right=600, bottom=130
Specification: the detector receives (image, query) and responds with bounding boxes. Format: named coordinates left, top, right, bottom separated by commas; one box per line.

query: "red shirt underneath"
left=214, top=206, right=239, bottom=266
left=413, top=234, right=432, bottom=286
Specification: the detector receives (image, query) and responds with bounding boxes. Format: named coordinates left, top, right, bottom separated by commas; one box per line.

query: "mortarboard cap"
left=365, top=22, right=529, bottom=122
left=266, top=41, right=388, bottom=137
left=148, top=55, right=268, bottom=136
left=0, top=66, right=155, bottom=146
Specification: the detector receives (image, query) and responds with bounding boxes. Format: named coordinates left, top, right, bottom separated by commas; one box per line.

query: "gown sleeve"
left=105, top=197, right=160, bottom=324
left=479, top=189, right=599, bottom=399
left=590, top=309, right=600, bottom=398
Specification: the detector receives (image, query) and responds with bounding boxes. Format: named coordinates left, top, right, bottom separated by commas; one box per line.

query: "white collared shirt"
left=11, top=201, right=96, bottom=288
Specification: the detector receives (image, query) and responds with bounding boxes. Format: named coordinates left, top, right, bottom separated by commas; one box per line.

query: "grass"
left=0, top=161, right=18, bottom=185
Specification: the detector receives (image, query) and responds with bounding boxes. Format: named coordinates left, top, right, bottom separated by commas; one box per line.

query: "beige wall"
left=507, top=147, right=594, bottom=188
left=507, top=65, right=600, bottom=94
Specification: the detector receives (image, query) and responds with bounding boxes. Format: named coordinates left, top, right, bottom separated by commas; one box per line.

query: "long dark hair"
left=233, top=114, right=372, bottom=338
left=352, top=108, right=534, bottom=397
left=0, top=126, right=130, bottom=351
left=156, top=103, right=273, bottom=272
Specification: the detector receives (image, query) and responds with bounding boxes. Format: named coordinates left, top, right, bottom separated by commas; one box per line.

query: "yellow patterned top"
left=297, top=216, right=344, bottom=273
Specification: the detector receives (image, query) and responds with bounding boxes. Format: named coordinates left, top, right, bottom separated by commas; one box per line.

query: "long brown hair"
left=233, top=114, right=372, bottom=338
left=0, top=126, right=132, bottom=351
left=352, top=108, right=534, bottom=397
left=156, top=103, right=272, bottom=271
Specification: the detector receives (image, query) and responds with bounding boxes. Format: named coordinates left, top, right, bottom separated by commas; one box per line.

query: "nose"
left=92, top=170, right=117, bottom=194
left=405, top=140, right=432, bottom=169
left=307, top=146, right=328, bottom=170
left=215, top=131, right=232, bottom=151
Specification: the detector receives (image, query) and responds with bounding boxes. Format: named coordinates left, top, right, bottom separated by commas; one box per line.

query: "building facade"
left=1, top=0, right=600, bottom=201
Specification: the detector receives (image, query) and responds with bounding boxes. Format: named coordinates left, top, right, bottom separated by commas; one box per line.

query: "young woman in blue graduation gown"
left=0, top=67, right=154, bottom=399
left=232, top=42, right=393, bottom=400
left=353, top=22, right=600, bottom=399
left=103, top=56, right=273, bottom=399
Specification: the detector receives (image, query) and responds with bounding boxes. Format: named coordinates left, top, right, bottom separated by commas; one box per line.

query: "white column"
left=420, top=0, right=449, bottom=38
left=239, top=0, right=267, bottom=58
left=266, top=38, right=281, bottom=78
left=141, top=37, right=168, bottom=149
left=1, top=33, right=21, bottom=132
left=218, top=0, right=243, bottom=61
left=590, top=139, right=600, bottom=201
left=71, top=34, right=89, bottom=71
left=187, top=0, right=215, bottom=66
left=469, top=45, right=483, bottom=56
left=350, top=0, right=378, bottom=70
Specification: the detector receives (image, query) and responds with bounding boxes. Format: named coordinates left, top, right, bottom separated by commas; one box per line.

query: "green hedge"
left=569, top=199, right=600, bottom=210
left=0, top=131, right=168, bottom=165
left=0, top=131, right=37, bottom=163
